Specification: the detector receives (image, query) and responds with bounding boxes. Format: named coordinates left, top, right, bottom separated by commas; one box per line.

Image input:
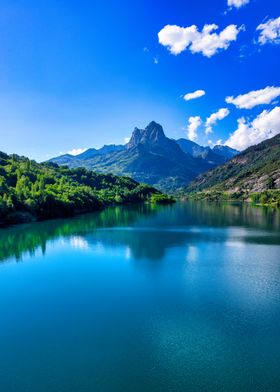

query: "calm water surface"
left=0, top=202, right=280, bottom=391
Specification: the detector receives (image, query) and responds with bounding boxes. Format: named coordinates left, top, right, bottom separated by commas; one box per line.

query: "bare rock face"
left=127, top=122, right=169, bottom=150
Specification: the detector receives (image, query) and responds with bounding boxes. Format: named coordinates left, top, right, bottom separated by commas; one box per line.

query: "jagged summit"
left=127, top=121, right=165, bottom=149
left=212, top=145, right=239, bottom=160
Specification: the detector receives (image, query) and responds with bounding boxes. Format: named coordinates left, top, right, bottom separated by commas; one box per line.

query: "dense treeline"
left=186, top=190, right=280, bottom=206
left=0, top=151, right=162, bottom=225
left=250, top=190, right=280, bottom=206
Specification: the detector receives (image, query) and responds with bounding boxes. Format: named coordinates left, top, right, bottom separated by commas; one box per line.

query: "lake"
left=0, top=201, right=280, bottom=392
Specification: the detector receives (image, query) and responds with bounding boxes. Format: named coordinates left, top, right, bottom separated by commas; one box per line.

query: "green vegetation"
left=0, top=151, right=163, bottom=226
left=186, top=191, right=230, bottom=202
left=150, top=193, right=176, bottom=204
left=249, top=190, right=280, bottom=206
left=187, top=189, right=280, bottom=206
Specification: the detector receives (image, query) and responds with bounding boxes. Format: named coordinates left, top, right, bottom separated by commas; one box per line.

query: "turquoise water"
left=0, top=202, right=280, bottom=391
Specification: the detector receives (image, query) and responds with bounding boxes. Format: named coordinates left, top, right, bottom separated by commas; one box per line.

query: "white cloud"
left=124, top=137, right=130, bottom=144
left=215, top=139, right=223, bottom=145
left=256, top=17, right=280, bottom=45
left=205, top=108, right=230, bottom=134
left=226, top=86, right=280, bottom=109
left=183, top=89, right=205, bottom=101
left=225, top=106, right=280, bottom=150
left=158, top=24, right=197, bottom=55
left=228, top=0, right=250, bottom=9
left=186, top=116, right=202, bottom=141
left=67, top=147, right=88, bottom=156
left=153, top=57, right=159, bottom=64
left=158, top=23, right=242, bottom=57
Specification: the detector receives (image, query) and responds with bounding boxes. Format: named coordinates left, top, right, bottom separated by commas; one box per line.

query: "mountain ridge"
left=49, top=121, right=237, bottom=192
left=186, top=133, right=280, bottom=195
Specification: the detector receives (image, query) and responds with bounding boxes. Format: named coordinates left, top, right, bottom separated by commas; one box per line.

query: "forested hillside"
left=0, top=151, right=162, bottom=225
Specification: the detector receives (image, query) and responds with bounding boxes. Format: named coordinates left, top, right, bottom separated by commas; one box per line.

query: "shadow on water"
left=0, top=201, right=280, bottom=263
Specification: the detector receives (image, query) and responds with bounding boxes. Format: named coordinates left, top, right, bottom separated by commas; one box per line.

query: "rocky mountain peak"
left=127, top=121, right=166, bottom=149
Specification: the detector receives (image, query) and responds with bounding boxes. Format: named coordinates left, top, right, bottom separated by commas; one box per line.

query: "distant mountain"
left=187, top=133, right=280, bottom=194
left=75, top=148, right=98, bottom=160
left=47, top=153, right=77, bottom=165
left=48, top=122, right=238, bottom=192
left=176, top=138, right=207, bottom=156
left=76, top=145, right=125, bottom=160
left=176, top=139, right=228, bottom=164
left=212, top=145, right=239, bottom=160
left=51, top=144, right=125, bottom=165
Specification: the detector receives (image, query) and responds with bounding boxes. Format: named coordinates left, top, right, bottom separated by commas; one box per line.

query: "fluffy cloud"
left=67, top=148, right=88, bottom=156
left=205, top=108, right=230, bottom=134
left=158, top=23, right=242, bottom=57
left=186, top=116, right=202, bottom=141
left=227, top=0, right=250, bottom=9
left=256, top=17, right=280, bottom=45
left=183, top=90, right=206, bottom=101
left=225, top=106, right=280, bottom=150
left=226, top=86, right=280, bottom=109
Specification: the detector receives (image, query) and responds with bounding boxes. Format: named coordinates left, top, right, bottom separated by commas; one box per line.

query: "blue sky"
left=0, top=0, right=279, bottom=160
